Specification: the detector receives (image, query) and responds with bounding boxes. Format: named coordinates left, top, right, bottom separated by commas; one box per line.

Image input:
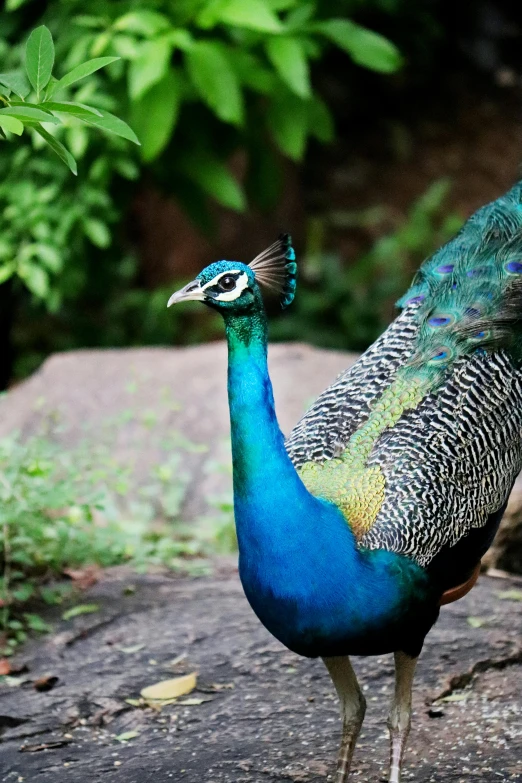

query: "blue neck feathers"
left=222, top=303, right=432, bottom=658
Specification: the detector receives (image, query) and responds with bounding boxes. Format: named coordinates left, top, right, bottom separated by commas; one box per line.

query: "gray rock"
left=0, top=344, right=356, bottom=521
left=1, top=343, right=521, bottom=573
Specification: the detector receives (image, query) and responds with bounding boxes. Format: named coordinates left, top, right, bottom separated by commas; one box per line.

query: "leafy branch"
left=0, top=25, right=139, bottom=174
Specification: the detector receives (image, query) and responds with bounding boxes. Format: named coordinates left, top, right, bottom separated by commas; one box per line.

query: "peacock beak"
left=167, top=279, right=205, bottom=307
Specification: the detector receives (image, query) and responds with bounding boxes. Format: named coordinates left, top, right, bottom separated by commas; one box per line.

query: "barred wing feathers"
left=285, top=181, right=522, bottom=569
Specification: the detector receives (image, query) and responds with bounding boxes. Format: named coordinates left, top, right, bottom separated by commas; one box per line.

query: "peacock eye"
left=219, top=275, right=237, bottom=291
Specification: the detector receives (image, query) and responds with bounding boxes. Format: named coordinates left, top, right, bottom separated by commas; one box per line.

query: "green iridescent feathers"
left=398, top=183, right=522, bottom=384
left=250, top=233, right=297, bottom=308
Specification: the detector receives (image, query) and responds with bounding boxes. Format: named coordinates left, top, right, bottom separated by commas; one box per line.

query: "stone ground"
left=0, top=562, right=521, bottom=783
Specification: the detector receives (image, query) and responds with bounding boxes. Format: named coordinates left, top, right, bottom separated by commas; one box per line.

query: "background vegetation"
left=3, top=0, right=515, bottom=382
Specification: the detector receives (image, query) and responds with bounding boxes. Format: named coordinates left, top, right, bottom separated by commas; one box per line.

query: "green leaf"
left=113, top=10, right=171, bottom=36
left=267, top=0, right=297, bottom=8
left=62, top=603, right=99, bottom=621
left=0, top=263, right=15, bottom=284
left=308, top=96, right=334, bottom=143
left=266, top=36, right=310, bottom=98
left=25, top=26, right=55, bottom=97
left=12, top=583, right=34, bottom=602
left=18, top=262, right=50, bottom=298
left=6, top=0, right=32, bottom=9
left=315, top=19, right=402, bottom=74
left=23, top=613, right=51, bottom=633
left=181, top=153, right=246, bottom=211
left=84, top=218, right=111, bottom=248
left=165, top=29, right=194, bottom=51
left=81, top=109, right=140, bottom=145
left=268, top=92, right=308, bottom=160
left=0, top=71, right=31, bottom=99
left=51, top=57, right=120, bottom=95
left=131, top=70, right=181, bottom=162
left=187, top=41, right=243, bottom=126
left=18, top=243, right=62, bottom=272
left=129, top=37, right=172, bottom=100
left=0, top=116, right=24, bottom=136
left=198, top=0, right=283, bottom=32
left=467, top=616, right=488, bottom=628
left=285, top=3, right=315, bottom=29
left=228, top=50, right=275, bottom=94
left=0, top=105, right=59, bottom=124
left=497, top=589, right=522, bottom=601
left=33, top=126, right=77, bottom=175
left=41, top=102, right=103, bottom=120
left=115, top=730, right=140, bottom=742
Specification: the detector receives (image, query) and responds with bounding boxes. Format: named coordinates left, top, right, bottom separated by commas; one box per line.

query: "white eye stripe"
left=203, top=271, right=250, bottom=302
left=201, top=269, right=242, bottom=291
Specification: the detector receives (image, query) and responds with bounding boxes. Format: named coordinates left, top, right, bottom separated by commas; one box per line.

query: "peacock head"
left=167, top=234, right=296, bottom=313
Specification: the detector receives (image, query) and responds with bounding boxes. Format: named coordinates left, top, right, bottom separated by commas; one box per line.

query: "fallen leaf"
left=497, top=589, right=522, bottom=601
left=0, top=659, right=11, bottom=676
left=33, top=675, right=59, bottom=692
left=115, top=644, right=145, bottom=654
left=467, top=616, right=487, bottom=628
left=167, top=654, right=187, bottom=667
left=62, top=604, right=99, bottom=621
left=115, top=730, right=140, bottom=742
left=125, top=698, right=143, bottom=707
left=440, top=693, right=468, bottom=702
left=4, top=676, right=23, bottom=688
left=140, top=672, right=197, bottom=701
left=64, top=566, right=101, bottom=590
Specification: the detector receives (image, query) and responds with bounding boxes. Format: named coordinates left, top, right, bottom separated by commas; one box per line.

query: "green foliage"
left=0, top=23, right=139, bottom=309
left=271, top=180, right=464, bottom=350
left=2, top=1, right=402, bottom=241
left=0, top=426, right=236, bottom=654
left=0, top=24, right=138, bottom=176
left=0, top=145, right=127, bottom=307
left=0, top=2, right=406, bottom=381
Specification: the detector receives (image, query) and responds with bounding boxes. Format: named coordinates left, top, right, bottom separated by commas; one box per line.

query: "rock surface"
left=1, top=344, right=522, bottom=571
left=0, top=565, right=521, bottom=783
left=0, top=344, right=356, bottom=521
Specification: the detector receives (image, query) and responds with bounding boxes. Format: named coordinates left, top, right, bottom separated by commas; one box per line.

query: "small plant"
left=0, top=427, right=236, bottom=655
left=0, top=24, right=139, bottom=321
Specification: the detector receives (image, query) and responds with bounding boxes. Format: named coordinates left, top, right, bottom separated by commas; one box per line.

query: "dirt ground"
left=0, top=562, right=521, bottom=783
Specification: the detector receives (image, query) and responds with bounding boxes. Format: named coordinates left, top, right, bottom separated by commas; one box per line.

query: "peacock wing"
left=286, top=180, right=522, bottom=572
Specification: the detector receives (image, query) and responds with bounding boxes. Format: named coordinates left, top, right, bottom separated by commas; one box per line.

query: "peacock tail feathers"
left=249, top=233, right=297, bottom=308
left=398, top=181, right=522, bottom=384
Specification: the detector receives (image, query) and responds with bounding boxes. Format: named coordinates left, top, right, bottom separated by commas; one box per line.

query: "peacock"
left=167, top=181, right=522, bottom=782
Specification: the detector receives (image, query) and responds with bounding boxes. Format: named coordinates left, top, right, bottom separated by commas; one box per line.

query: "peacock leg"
left=387, top=650, right=418, bottom=783
left=323, top=656, right=366, bottom=782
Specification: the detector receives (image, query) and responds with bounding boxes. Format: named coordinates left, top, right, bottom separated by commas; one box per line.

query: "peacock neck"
left=223, top=304, right=355, bottom=564
left=224, top=307, right=303, bottom=509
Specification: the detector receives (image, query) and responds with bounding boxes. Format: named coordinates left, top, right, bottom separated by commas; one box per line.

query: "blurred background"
left=1, top=0, right=521, bottom=389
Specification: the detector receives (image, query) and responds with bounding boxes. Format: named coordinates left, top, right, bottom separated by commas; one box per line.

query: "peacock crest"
left=249, top=233, right=297, bottom=308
